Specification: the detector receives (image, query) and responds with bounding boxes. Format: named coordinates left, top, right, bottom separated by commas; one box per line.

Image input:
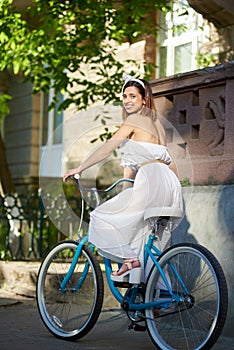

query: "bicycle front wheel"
left=145, top=243, right=228, bottom=350
left=36, top=240, right=104, bottom=340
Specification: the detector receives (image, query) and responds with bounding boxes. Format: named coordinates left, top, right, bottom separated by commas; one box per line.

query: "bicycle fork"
left=60, top=236, right=88, bottom=292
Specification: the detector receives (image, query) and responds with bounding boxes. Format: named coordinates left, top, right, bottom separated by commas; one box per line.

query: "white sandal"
left=111, top=259, right=142, bottom=284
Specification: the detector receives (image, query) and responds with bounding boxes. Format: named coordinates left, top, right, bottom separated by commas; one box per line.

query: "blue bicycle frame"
left=60, top=175, right=189, bottom=312
left=60, top=231, right=188, bottom=313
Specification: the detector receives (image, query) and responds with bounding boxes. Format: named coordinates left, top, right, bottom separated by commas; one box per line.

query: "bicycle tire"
left=145, top=242, right=228, bottom=350
left=36, top=240, right=104, bottom=340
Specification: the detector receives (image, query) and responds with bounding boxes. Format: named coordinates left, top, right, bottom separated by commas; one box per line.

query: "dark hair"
left=122, top=80, right=146, bottom=98
left=122, top=79, right=157, bottom=121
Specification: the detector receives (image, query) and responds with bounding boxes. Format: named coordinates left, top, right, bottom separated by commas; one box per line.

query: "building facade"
left=2, top=0, right=230, bottom=192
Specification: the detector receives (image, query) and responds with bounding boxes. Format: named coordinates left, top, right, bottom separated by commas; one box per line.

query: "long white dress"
left=88, top=139, right=183, bottom=274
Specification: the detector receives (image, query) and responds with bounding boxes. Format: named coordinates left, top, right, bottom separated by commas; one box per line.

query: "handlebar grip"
left=63, top=173, right=80, bottom=183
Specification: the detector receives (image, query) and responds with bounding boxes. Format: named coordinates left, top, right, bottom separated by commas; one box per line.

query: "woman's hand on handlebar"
left=63, top=167, right=82, bottom=182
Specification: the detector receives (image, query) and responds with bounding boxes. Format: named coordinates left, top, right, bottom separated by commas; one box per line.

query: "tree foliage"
left=0, top=0, right=170, bottom=113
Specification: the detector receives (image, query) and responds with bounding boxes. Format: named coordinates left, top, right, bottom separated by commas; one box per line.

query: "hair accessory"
left=121, top=73, right=145, bottom=94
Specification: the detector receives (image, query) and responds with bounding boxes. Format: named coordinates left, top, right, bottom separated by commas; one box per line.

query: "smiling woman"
left=64, top=73, right=183, bottom=284
left=122, top=86, right=144, bottom=115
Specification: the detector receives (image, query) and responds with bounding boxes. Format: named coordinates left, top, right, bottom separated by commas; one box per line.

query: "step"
left=0, top=261, right=120, bottom=309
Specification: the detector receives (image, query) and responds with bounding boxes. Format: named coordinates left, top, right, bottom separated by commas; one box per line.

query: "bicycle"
left=36, top=175, right=228, bottom=350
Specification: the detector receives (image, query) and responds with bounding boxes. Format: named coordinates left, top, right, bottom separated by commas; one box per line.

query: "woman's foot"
left=112, top=259, right=141, bottom=276
left=111, top=259, right=141, bottom=284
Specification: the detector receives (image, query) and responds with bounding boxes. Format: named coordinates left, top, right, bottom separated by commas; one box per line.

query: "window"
left=157, top=0, right=203, bottom=78
left=41, top=90, right=63, bottom=146
left=40, top=89, right=64, bottom=177
left=174, top=42, right=192, bottom=74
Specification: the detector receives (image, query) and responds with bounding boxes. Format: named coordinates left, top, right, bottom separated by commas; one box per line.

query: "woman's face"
left=122, top=86, right=145, bottom=115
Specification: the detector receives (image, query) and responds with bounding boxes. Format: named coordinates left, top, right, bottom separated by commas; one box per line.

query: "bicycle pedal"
left=134, top=324, right=147, bottom=332
left=113, top=281, right=132, bottom=288
left=128, top=323, right=146, bottom=332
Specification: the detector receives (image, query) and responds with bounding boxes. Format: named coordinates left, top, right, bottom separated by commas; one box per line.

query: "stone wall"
left=172, top=184, right=234, bottom=336
left=151, top=61, right=234, bottom=185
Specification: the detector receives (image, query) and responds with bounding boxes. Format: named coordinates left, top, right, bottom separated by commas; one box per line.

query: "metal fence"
left=0, top=191, right=83, bottom=260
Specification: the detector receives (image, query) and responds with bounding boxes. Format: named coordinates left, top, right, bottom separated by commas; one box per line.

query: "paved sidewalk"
left=0, top=261, right=233, bottom=349
left=0, top=292, right=233, bottom=350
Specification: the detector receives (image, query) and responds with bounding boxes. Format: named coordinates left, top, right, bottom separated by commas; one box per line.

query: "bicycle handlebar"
left=67, top=174, right=134, bottom=195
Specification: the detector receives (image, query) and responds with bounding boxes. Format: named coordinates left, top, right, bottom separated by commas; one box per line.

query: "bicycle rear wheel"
left=145, top=243, right=228, bottom=350
left=36, top=240, right=104, bottom=340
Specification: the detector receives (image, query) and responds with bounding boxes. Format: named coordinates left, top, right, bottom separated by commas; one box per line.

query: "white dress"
left=88, top=139, right=183, bottom=273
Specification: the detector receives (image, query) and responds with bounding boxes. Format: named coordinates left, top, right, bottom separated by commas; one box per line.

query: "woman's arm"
left=123, top=167, right=136, bottom=180
left=63, top=122, right=135, bottom=181
left=122, top=167, right=136, bottom=189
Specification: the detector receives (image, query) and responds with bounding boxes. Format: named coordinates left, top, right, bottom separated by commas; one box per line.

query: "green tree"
left=0, top=0, right=170, bottom=111
left=0, top=0, right=170, bottom=192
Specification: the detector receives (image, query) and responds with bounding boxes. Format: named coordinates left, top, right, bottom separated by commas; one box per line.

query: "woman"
left=64, top=74, right=183, bottom=283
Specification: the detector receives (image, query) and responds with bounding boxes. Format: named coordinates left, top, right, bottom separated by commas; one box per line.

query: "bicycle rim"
left=36, top=240, right=104, bottom=340
left=145, top=243, right=228, bottom=350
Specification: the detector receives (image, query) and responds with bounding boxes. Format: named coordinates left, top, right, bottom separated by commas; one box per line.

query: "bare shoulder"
left=124, top=114, right=153, bottom=127
left=124, top=114, right=166, bottom=144
left=124, top=114, right=141, bottom=124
